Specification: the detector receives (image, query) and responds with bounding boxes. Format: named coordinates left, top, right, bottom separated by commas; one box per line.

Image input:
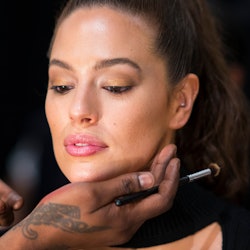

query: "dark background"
left=1, top=1, right=66, bottom=176
left=1, top=0, right=250, bottom=178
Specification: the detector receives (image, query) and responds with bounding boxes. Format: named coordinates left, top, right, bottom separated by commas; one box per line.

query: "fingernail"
left=138, top=173, right=154, bottom=188
left=8, top=193, right=23, bottom=210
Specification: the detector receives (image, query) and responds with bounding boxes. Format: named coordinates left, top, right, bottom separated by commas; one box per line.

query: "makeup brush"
left=114, top=163, right=220, bottom=206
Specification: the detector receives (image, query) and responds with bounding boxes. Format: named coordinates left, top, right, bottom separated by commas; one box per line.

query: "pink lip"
left=64, top=134, right=108, bottom=157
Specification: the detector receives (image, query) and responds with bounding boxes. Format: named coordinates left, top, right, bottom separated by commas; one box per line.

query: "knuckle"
left=120, top=179, right=133, bottom=195
left=120, top=174, right=140, bottom=195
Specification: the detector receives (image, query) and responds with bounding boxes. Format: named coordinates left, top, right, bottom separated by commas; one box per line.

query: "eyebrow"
left=49, top=59, right=73, bottom=71
left=49, top=57, right=141, bottom=72
left=94, top=58, right=141, bottom=72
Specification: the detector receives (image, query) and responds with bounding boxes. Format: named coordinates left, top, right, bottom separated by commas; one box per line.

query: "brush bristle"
left=208, top=163, right=220, bottom=177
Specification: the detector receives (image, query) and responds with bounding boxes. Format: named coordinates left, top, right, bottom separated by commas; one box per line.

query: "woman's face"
left=46, top=6, right=177, bottom=182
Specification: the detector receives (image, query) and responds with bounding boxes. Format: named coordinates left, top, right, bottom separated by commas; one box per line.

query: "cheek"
left=110, top=98, right=171, bottom=164
left=45, top=98, right=64, bottom=154
left=129, top=98, right=169, bottom=135
left=45, top=98, right=63, bottom=131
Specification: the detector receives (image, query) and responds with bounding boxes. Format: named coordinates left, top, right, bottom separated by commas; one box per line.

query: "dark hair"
left=49, top=0, right=250, bottom=204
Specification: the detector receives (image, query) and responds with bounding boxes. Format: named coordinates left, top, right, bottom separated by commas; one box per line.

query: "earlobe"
left=168, top=73, right=199, bottom=129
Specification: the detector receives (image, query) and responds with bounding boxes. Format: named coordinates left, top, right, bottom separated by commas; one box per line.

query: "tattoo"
left=13, top=202, right=108, bottom=240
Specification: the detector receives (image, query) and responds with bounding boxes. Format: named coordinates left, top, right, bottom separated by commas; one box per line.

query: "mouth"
left=64, top=134, right=108, bottom=157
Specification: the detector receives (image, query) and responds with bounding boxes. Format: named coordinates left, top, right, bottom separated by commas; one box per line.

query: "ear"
left=168, top=73, right=199, bottom=129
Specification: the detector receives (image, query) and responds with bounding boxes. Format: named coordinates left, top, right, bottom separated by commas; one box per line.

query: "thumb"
left=93, top=172, right=155, bottom=207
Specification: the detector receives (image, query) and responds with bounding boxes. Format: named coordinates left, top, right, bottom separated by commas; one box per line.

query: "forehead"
left=62, top=5, right=154, bottom=29
left=56, top=6, right=156, bottom=45
left=51, top=6, right=159, bottom=61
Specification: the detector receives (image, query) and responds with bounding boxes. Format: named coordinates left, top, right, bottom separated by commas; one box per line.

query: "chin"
left=67, top=173, right=103, bottom=183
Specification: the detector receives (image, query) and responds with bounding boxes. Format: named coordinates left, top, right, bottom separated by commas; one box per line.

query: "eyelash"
left=103, top=86, right=132, bottom=94
left=50, top=85, right=73, bottom=94
left=49, top=83, right=133, bottom=95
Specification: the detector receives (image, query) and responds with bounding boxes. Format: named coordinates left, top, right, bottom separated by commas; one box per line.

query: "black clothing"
left=121, top=183, right=250, bottom=250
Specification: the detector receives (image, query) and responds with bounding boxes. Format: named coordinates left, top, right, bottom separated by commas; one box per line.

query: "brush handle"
left=115, top=168, right=214, bottom=206
left=179, top=176, right=190, bottom=186
left=115, top=176, right=193, bottom=206
left=114, top=186, right=159, bottom=206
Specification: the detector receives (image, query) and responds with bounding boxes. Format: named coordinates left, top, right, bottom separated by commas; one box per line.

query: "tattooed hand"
left=0, top=179, right=23, bottom=227
left=0, top=144, right=179, bottom=250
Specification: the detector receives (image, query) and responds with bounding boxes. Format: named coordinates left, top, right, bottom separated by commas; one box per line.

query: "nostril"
left=82, top=117, right=92, bottom=122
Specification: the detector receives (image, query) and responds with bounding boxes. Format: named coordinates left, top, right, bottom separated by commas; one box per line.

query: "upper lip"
left=64, top=134, right=108, bottom=148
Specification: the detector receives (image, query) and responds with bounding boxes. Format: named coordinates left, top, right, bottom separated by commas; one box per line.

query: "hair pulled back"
left=50, top=0, right=250, bottom=204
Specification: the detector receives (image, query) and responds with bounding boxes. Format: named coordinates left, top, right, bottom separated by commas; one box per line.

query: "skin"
left=45, top=7, right=198, bottom=183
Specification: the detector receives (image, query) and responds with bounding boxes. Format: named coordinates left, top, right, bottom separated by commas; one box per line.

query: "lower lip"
left=65, top=145, right=107, bottom=157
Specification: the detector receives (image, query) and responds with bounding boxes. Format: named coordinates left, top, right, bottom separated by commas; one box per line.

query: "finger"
left=88, top=172, right=156, bottom=208
left=0, top=180, right=24, bottom=210
left=7, top=192, right=24, bottom=210
left=131, top=157, right=180, bottom=220
left=0, top=200, right=14, bottom=226
left=150, top=144, right=177, bottom=183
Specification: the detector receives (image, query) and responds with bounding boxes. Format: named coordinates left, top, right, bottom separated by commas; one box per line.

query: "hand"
left=0, top=179, right=24, bottom=227
left=0, top=144, right=180, bottom=250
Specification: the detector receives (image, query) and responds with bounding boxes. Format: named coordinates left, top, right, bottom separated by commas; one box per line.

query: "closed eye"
left=103, top=86, right=132, bottom=94
left=50, top=85, right=74, bottom=94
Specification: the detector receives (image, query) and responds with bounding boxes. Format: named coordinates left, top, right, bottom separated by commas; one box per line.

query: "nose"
left=69, top=87, right=98, bottom=126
